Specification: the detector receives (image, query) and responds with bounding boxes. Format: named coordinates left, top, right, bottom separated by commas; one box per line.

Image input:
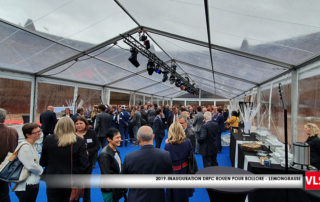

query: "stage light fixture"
left=128, top=48, right=140, bottom=67
left=139, top=34, right=147, bottom=41
left=169, top=74, right=175, bottom=84
left=162, top=71, right=169, bottom=82
left=175, top=78, right=181, bottom=87
left=147, top=60, right=155, bottom=75
left=155, top=64, right=162, bottom=74
left=144, top=40, right=150, bottom=50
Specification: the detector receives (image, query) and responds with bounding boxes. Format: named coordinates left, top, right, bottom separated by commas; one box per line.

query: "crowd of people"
left=1, top=104, right=319, bottom=202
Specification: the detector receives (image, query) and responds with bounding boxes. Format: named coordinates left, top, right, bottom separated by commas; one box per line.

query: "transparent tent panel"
left=109, top=75, right=156, bottom=91
left=157, top=88, right=181, bottom=97
left=0, top=0, right=137, bottom=50
left=118, top=0, right=208, bottom=42
left=177, top=62, right=255, bottom=91
left=209, top=0, right=320, bottom=65
left=44, top=58, right=132, bottom=85
left=150, top=32, right=288, bottom=84
left=149, top=33, right=212, bottom=70
left=189, top=75, right=243, bottom=96
left=138, top=83, right=172, bottom=95
left=0, top=22, right=79, bottom=73
left=211, top=49, right=288, bottom=83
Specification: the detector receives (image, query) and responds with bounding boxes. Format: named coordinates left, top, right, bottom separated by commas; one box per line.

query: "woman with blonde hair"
left=304, top=123, right=320, bottom=169
left=40, top=117, right=89, bottom=202
left=165, top=122, right=194, bottom=202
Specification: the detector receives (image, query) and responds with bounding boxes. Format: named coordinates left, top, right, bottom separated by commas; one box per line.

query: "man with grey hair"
left=198, top=111, right=219, bottom=167
left=0, top=108, right=18, bottom=202
left=178, top=114, right=196, bottom=151
left=122, top=126, right=172, bottom=202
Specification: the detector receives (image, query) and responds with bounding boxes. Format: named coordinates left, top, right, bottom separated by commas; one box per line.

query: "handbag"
left=0, top=143, right=29, bottom=182
left=69, top=144, right=84, bottom=202
left=187, top=140, right=198, bottom=174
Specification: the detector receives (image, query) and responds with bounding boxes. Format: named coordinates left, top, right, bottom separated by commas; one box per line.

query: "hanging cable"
left=204, top=0, right=217, bottom=95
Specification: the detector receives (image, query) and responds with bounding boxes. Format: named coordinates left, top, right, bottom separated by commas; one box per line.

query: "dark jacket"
left=306, top=136, right=320, bottom=169
left=40, top=135, right=89, bottom=177
left=167, top=110, right=174, bottom=128
left=119, top=110, right=130, bottom=127
left=213, top=113, right=225, bottom=133
left=198, top=120, right=219, bottom=156
left=83, top=129, right=99, bottom=166
left=98, top=145, right=123, bottom=194
left=147, top=109, right=156, bottom=126
left=122, top=145, right=172, bottom=202
left=140, top=110, right=148, bottom=126
left=95, top=111, right=111, bottom=137
left=40, top=110, right=57, bottom=134
left=153, top=116, right=165, bottom=138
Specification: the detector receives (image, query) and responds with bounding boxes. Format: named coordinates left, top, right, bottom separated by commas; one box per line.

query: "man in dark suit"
left=94, top=104, right=111, bottom=148
left=198, top=111, right=219, bottom=167
left=166, top=106, right=174, bottom=129
left=153, top=108, right=165, bottom=148
left=122, top=126, right=172, bottom=202
left=212, top=107, right=225, bottom=153
left=40, top=105, right=57, bottom=140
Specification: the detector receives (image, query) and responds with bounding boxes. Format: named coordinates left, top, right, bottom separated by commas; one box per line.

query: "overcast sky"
left=0, top=0, right=320, bottom=49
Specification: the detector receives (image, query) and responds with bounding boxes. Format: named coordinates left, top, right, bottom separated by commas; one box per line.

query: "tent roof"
left=1, top=0, right=320, bottom=99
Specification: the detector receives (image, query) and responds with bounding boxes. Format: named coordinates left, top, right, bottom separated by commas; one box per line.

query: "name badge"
left=86, top=139, right=93, bottom=143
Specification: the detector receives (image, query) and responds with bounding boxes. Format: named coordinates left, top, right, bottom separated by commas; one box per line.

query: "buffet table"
left=230, top=132, right=257, bottom=167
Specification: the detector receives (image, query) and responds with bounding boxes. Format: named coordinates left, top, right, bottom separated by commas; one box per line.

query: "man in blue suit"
left=153, top=108, right=165, bottom=148
left=122, top=126, right=172, bottom=202
left=119, top=105, right=130, bottom=147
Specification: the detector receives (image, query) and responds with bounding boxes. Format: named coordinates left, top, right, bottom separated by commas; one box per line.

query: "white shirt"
left=114, top=152, right=121, bottom=173
left=15, top=141, right=43, bottom=191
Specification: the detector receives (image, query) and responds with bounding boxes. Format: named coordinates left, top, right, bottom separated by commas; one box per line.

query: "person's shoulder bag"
left=0, top=143, right=30, bottom=183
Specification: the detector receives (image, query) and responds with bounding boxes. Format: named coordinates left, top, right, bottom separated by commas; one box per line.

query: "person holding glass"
left=14, top=123, right=43, bottom=202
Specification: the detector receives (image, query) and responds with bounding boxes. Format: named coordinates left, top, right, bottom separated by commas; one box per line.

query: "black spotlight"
left=162, top=71, right=168, bottom=82
left=169, top=74, right=175, bottom=84
left=139, top=34, right=147, bottom=41
left=128, top=48, right=140, bottom=67
left=144, top=40, right=150, bottom=50
left=175, top=78, right=181, bottom=87
left=154, top=64, right=162, bottom=74
left=147, top=60, right=155, bottom=75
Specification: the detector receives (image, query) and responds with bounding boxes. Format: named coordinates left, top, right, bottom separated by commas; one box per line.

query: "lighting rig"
left=121, top=33, right=199, bottom=96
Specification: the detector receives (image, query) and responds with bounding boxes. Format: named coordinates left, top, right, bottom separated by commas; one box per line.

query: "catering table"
left=237, top=145, right=271, bottom=169
left=247, top=162, right=319, bottom=202
left=230, top=132, right=257, bottom=167
left=197, top=166, right=254, bottom=202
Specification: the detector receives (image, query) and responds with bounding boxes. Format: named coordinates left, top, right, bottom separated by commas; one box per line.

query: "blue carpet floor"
left=9, top=131, right=231, bottom=202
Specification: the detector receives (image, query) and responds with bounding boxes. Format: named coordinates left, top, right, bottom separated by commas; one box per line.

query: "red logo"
left=305, top=172, right=320, bottom=190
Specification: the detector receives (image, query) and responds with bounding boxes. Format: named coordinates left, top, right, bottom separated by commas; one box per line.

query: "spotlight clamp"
left=121, top=34, right=198, bottom=96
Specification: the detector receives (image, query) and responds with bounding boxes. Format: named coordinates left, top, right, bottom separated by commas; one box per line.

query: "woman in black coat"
left=98, top=128, right=126, bottom=202
left=304, top=123, right=320, bottom=169
left=40, top=117, right=89, bottom=202
left=74, top=116, right=99, bottom=202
